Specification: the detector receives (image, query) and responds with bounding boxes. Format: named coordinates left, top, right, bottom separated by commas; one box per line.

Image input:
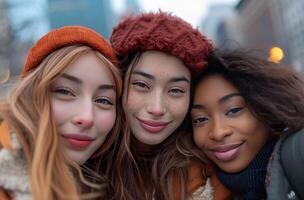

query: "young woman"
left=191, top=50, right=304, bottom=199
left=0, top=26, right=122, bottom=200
left=108, top=11, right=231, bottom=200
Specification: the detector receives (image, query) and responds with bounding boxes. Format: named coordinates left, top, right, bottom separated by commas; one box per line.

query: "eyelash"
left=54, top=88, right=75, bottom=96
left=95, top=98, right=113, bottom=106
left=132, top=81, right=149, bottom=89
left=169, top=88, right=185, bottom=95
left=226, top=107, right=245, bottom=116
left=192, top=116, right=208, bottom=125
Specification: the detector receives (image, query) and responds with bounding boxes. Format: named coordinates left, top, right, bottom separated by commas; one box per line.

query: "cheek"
left=193, top=127, right=208, bottom=147
left=122, top=90, right=142, bottom=113
left=51, top=98, right=70, bottom=125
left=239, top=113, right=266, bottom=137
left=169, top=97, right=190, bottom=119
left=95, top=110, right=116, bottom=135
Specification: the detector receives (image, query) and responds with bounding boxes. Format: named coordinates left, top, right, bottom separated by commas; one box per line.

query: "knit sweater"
left=215, top=140, right=277, bottom=200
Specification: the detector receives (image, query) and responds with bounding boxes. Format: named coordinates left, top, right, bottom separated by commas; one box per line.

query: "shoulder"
left=189, top=178, right=213, bottom=200
left=187, top=161, right=232, bottom=200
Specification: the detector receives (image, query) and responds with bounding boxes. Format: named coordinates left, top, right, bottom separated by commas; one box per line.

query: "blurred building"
left=48, top=0, right=117, bottom=39
left=0, top=0, right=11, bottom=72
left=125, top=0, right=141, bottom=14
left=5, top=0, right=50, bottom=42
left=272, top=0, right=304, bottom=70
left=202, top=0, right=304, bottom=69
left=200, top=4, right=237, bottom=48
left=3, top=0, right=50, bottom=76
left=235, top=0, right=291, bottom=62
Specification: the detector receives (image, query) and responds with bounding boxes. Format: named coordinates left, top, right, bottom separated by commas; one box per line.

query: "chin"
left=217, top=162, right=249, bottom=173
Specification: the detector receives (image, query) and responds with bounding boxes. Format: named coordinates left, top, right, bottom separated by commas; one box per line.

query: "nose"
left=209, top=116, right=232, bottom=141
left=146, top=90, right=166, bottom=116
left=72, top=101, right=94, bottom=128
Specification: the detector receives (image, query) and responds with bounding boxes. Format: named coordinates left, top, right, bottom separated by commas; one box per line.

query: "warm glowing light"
left=268, top=47, right=284, bottom=63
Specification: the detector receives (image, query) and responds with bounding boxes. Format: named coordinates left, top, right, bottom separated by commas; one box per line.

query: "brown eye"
left=226, top=107, right=245, bottom=117
left=192, top=116, right=208, bottom=125
left=132, top=81, right=149, bottom=89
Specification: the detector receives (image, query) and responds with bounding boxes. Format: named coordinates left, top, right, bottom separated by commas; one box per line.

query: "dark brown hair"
left=193, top=50, right=304, bottom=135
left=104, top=51, right=202, bottom=200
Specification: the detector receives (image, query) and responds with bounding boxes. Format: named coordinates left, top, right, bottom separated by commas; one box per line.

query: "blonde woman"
left=0, top=26, right=122, bottom=200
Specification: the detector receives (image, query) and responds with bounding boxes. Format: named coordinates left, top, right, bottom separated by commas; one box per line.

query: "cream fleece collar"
left=0, top=134, right=32, bottom=200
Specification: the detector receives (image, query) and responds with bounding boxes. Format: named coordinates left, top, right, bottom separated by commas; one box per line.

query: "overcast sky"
left=112, top=0, right=239, bottom=27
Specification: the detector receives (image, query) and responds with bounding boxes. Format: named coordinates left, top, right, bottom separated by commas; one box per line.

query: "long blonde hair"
left=0, top=45, right=122, bottom=200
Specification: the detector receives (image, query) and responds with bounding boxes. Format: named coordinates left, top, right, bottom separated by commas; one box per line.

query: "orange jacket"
left=0, top=188, right=11, bottom=200
left=173, top=161, right=232, bottom=200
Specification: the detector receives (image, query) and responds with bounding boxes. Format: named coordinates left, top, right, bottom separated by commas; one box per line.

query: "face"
left=123, top=51, right=191, bottom=145
left=50, top=53, right=117, bottom=164
left=191, top=74, right=269, bottom=173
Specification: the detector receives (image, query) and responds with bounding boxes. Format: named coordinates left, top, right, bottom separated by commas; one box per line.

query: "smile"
left=61, top=134, right=95, bottom=149
left=211, top=142, right=244, bottom=162
left=137, top=118, right=170, bottom=133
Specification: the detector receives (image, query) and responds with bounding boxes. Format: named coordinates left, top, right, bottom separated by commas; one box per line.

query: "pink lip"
left=61, top=134, right=95, bottom=149
left=211, top=143, right=243, bottom=162
left=137, top=118, right=170, bottom=133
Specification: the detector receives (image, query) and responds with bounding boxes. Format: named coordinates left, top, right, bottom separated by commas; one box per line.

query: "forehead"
left=62, top=53, right=115, bottom=84
left=194, top=74, right=239, bottom=101
left=132, top=51, right=191, bottom=78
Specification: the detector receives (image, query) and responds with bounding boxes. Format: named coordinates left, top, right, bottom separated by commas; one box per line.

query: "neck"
left=216, top=139, right=277, bottom=200
left=131, top=136, right=160, bottom=159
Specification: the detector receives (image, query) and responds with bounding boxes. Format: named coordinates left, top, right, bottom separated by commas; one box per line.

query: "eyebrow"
left=219, top=93, right=241, bottom=103
left=98, top=84, right=115, bottom=91
left=192, top=92, right=242, bottom=110
left=169, top=77, right=190, bottom=83
left=61, top=73, right=82, bottom=84
left=60, top=73, right=115, bottom=91
left=131, top=70, right=190, bottom=83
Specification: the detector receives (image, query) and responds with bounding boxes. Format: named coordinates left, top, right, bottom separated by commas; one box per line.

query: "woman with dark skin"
left=190, top=50, right=304, bottom=199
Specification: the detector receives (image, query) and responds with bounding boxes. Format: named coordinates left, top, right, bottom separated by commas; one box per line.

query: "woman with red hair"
left=0, top=26, right=122, bottom=200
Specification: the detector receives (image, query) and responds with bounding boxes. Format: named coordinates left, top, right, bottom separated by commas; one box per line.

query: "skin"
left=191, top=74, right=270, bottom=173
left=123, top=51, right=191, bottom=146
left=50, top=52, right=117, bottom=164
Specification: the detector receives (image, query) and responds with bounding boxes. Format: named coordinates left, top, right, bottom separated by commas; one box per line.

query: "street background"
left=1, top=0, right=304, bottom=89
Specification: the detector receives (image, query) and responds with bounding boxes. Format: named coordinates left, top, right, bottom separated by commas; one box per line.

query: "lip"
left=137, top=118, right=170, bottom=133
left=61, top=134, right=95, bottom=149
left=210, top=142, right=244, bottom=162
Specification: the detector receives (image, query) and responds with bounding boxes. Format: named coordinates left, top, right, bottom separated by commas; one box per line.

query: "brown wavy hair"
left=0, top=45, right=122, bottom=200
left=193, top=49, right=304, bottom=136
left=103, top=51, right=205, bottom=200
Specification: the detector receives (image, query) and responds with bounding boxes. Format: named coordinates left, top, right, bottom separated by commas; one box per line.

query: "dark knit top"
left=215, top=140, right=277, bottom=200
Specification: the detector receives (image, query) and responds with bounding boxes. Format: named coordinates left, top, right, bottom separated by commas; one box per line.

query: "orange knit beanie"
left=21, top=25, right=118, bottom=77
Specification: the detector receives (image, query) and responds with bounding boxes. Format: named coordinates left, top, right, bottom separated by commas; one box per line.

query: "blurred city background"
left=1, top=0, right=304, bottom=88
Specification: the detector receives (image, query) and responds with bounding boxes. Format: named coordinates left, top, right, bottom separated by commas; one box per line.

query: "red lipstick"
left=62, top=134, right=94, bottom=149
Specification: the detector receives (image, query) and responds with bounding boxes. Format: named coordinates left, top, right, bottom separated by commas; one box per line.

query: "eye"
left=169, top=88, right=185, bottom=96
left=53, top=88, right=75, bottom=97
left=131, top=81, right=149, bottom=90
left=95, top=98, right=114, bottom=106
left=226, top=107, right=245, bottom=117
left=192, top=116, right=209, bottom=126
